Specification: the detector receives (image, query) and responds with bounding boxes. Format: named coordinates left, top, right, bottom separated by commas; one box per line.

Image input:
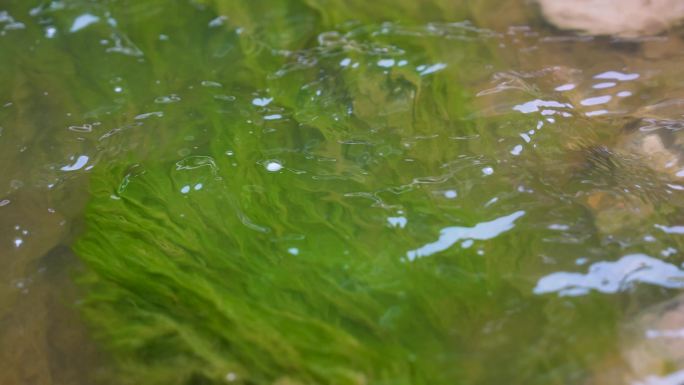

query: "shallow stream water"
left=3, top=1, right=684, bottom=384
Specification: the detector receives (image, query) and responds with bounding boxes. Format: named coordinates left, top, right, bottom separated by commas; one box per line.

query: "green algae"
left=68, top=2, right=617, bottom=383
left=71, top=4, right=496, bottom=383
left=4, top=0, right=684, bottom=384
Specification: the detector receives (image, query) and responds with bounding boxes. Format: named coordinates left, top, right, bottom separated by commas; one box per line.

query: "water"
left=3, top=0, right=684, bottom=384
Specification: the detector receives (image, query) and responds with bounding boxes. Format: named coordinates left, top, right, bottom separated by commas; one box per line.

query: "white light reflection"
left=407, top=210, right=525, bottom=260
left=634, top=368, right=684, bottom=385
left=377, top=59, right=395, bottom=68
left=70, top=14, right=99, bottom=32
left=252, top=97, right=272, bottom=107
left=593, top=82, right=616, bottom=89
left=513, top=99, right=572, bottom=114
left=594, top=71, right=639, bottom=81
left=45, top=26, right=57, bottom=38
left=586, top=110, right=609, bottom=117
left=534, top=254, right=684, bottom=296
left=417, top=63, right=447, bottom=76
left=646, top=328, right=684, bottom=339
left=387, top=216, right=407, bottom=228
left=265, top=161, right=282, bottom=172
left=60, top=155, right=89, bottom=171
left=135, top=111, right=163, bottom=120
left=208, top=16, right=227, bottom=28
left=155, top=94, right=181, bottom=104
left=580, top=95, right=611, bottom=106
left=655, top=224, right=684, bottom=234
left=201, top=80, right=223, bottom=88
left=555, top=83, right=576, bottom=92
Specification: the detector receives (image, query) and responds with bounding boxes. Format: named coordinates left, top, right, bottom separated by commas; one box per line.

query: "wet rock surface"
left=621, top=293, right=684, bottom=384
left=540, top=275, right=684, bottom=385
left=0, top=191, right=68, bottom=316
left=0, top=247, right=104, bottom=385
left=537, top=0, right=684, bottom=37
left=0, top=186, right=95, bottom=385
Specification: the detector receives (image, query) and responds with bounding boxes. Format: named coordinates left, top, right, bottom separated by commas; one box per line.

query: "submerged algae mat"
left=75, top=5, right=515, bottom=384
left=5, top=0, right=684, bottom=384
left=70, top=9, right=602, bottom=385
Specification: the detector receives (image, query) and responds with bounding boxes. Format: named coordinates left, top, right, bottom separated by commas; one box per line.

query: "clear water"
left=3, top=1, right=684, bottom=384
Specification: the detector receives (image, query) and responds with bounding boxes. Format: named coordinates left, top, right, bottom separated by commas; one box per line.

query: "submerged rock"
left=0, top=247, right=103, bottom=385
left=0, top=191, right=67, bottom=315
left=585, top=294, right=684, bottom=385
left=537, top=0, right=684, bottom=37
left=579, top=126, right=684, bottom=235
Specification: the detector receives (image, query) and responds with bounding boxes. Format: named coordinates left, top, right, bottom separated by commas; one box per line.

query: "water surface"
left=3, top=1, right=684, bottom=384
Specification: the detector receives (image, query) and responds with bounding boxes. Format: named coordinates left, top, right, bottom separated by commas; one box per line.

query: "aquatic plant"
left=70, top=1, right=495, bottom=384
left=27, top=0, right=647, bottom=384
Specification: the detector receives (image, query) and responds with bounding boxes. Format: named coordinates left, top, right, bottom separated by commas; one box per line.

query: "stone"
left=621, top=294, right=684, bottom=383
left=536, top=0, right=684, bottom=37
